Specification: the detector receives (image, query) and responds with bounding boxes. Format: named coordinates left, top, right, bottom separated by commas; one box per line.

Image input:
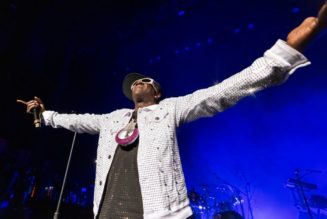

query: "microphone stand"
left=245, top=182, right=254, bottom=219
left=295, top=169, right=313, bottom=219
left=53, top=132, right=78, bottom=219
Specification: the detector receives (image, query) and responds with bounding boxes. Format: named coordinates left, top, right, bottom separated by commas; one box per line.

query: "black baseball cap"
left=122, top=72, right=162, bottom=100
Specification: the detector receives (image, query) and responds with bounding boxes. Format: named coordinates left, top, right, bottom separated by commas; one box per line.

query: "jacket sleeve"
left=42, top=111, right=103, bottom=134
left=173, top=40, right=310, bottom=126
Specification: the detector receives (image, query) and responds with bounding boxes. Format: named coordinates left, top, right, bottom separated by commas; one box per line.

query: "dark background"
left=0, top=0, right=327, bottom=218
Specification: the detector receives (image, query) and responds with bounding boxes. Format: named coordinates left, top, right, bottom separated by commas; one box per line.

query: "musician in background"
left=18, top=2, right=327, bottom=219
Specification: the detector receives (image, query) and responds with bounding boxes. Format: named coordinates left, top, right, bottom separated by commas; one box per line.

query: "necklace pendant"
left=115, top=120, right=139, bottom=146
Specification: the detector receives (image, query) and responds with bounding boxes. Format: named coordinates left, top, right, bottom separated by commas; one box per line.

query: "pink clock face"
left=115, top=127, right=139, bottom=146
left=117, top=129, right=134, bottom=138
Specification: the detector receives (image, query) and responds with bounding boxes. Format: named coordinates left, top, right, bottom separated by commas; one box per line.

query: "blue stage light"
left=248, top=23, right=255, bottom=30
left=0, top=200, right=9, bottom=209
left=207, top=38, right=213, bottom=44
left=234, top=28, right=241, bottom=34
left=178, top=10, right=185, bottom=16
left=292, top=7, right=300, bottom=14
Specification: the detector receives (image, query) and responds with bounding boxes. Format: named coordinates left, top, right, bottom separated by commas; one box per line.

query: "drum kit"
left=188, top=175, right=248, bottom=219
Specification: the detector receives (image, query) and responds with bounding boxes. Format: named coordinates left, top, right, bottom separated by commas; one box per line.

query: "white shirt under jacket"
left=42, top=40, right=310, bottom=219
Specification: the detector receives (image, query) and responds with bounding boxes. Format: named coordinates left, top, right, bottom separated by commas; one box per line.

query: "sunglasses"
left=131, top=78, right=158, bottom=93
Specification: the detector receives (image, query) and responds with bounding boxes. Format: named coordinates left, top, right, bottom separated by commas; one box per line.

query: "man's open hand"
left=287, top=0, right=327, bottom=52
left=317, top=0, right=327, bottom=29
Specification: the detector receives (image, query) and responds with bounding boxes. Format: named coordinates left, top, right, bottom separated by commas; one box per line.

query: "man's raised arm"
left=17, top=96, right=102, bottom=134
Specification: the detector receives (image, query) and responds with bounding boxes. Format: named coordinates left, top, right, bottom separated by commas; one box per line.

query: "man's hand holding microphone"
left=17, top=96, right=45, bottom=128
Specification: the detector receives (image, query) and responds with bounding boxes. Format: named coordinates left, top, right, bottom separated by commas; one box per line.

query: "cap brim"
left=122, top=72, right=146, bottom=100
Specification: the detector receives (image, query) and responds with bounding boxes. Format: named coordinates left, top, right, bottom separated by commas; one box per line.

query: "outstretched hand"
left=287, top=0, right=327, bottom=51
left=17, top=96, right=46, bottom=113
left=317, top=0, right=327, bottom=29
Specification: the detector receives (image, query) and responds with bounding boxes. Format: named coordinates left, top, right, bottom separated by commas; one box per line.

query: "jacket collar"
left=123, top=104, right=159, bottom=117
left=142, top=104, right=158, bottom=111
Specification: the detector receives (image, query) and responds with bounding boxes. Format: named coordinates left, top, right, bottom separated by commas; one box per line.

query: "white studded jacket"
left=42, top=40, right=309, bottom=219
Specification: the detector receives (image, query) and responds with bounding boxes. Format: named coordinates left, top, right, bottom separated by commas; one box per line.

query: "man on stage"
left=18, top=2, right=327, bottom=219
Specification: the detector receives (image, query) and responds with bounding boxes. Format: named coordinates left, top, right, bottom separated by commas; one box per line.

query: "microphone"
left=33, top=108, right=41, bottom=128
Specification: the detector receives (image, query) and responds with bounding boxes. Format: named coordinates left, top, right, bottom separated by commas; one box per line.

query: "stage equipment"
left=188, top=175, right=248, bottom=219
left=188, top=188, right=208, bottom=217
left=286, top=169, right=327, bottom=219
left=53, top=132, right=78, bottom=219
left=213, top=210, right=243, bottom=219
